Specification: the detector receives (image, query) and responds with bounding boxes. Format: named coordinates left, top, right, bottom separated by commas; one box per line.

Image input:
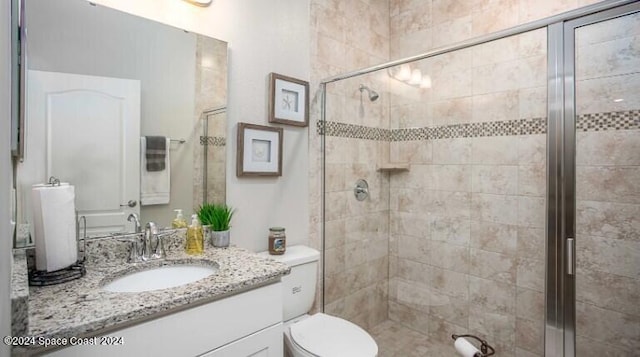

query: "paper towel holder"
left=451, top=334, right=495, bottom=357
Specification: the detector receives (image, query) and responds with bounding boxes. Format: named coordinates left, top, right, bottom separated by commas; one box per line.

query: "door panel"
left=22, top=70, right=140, bottom=234
left=573, top=12, right=640, bottom=356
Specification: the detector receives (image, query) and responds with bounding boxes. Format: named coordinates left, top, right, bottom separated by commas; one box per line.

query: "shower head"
left=359, top=84, right=379, bottom=102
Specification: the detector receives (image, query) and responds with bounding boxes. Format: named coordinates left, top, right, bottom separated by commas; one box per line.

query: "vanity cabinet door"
left=199, top=323, right=283, bottom=357
left=42, top=283, right=282, bottom=357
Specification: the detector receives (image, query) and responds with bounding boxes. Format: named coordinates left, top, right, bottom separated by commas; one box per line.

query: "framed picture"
left=236, top=123, right=283, bottom=177
left=268, top=72, right=309, bottom=127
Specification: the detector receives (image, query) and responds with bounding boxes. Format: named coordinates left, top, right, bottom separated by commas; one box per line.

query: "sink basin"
left=103, top=263, right=218, bottom=293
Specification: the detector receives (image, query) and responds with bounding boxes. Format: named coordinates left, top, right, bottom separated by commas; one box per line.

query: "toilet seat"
left=289, top=313, right=378, bottom=357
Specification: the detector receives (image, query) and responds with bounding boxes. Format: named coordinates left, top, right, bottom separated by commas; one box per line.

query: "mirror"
left=15, top=0, right=228, bottom=246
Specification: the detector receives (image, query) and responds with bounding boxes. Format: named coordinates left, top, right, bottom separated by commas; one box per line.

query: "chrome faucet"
left=145, top=222, right=165, bottom=260
left=127, top=213, right=141, bottom=233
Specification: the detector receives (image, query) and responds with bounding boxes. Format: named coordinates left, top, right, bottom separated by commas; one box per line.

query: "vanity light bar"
left=182, top=0, right=212, bottom=7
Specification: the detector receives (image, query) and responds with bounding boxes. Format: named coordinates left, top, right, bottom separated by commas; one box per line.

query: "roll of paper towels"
left=455, top=337, right=481, bottom=357
left=31, top=183, right=78, bottom=272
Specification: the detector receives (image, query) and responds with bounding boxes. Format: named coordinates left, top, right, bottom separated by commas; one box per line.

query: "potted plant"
left=198, top=203, right=234, bottom=247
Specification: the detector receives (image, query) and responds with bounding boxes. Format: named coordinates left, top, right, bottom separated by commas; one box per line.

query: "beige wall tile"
left=470, top=248, right=517, bottom=284
left=394, top=279, right=432, bottom=312
left=472, top=165, right=518, bottom=195
left=432, top=0, right=472, bottom=25
left=470, top=220, right=518, bottom=256
left=432, top=15, right=472, bottom=48
left=517, top=134, right=546, bottom=165
left=429, top=293, right=469, bottom=327
left=431, top=165, right=472, bottom=192
left=576, top=335, right=636, bottom=357
left=517, top=164, right=545, bottom=197
left=576, top=266, right=640, bottom=316
left=577, top=131, right=640, bottom=166
left=471, top=34, right=520, bottom=67
left=518, top=86, right=547, bottom=119
left=431, top=190, right=472, bottom=220
left=518, top=0, right=578, bottom=23
left=516, top=258, right=544, bottom=292
left=433, top=138, right=472, bottom=164
left=516, top=227, right=545, bottom=261
left=517, top=196, right=545, bottom=229
left=471, top=193, right=519, bottom=225
left=397, top=258, right=431, bottom=286
left=576, top=35, right=640, bottom=80
left=388, top=300, right=430, bottom=332
left=392, top=211, right=431, bottom=238
left=576, top=74, right=640, bottom=114
left=516, top=287, right=544, bottom=322
left=432, top=97, right=473, bottom=126
left=469, top=307, right=516, bottom=353
left=576, top=200, right=640, bottom=242
left=471, top=90, right=520, bottom=123
left=576, top=302, right=640, bottom=351
left=471, top=136, right=520, bottom=165
left=577, top=235, right=640, bottom=280
left=397, top=234, right=430, bottom=263
left=430, top=267, right=470, bottom=300
left=575, top=12, right=640, bottom=46
left=431, top=217, right=471, bottom=246
left=577, top=166, right=640, bottom=204
left=430, top=241, right=470, bottom=274
left=469, top=276, right=516, bottom=315
left=471, top=0, right=519, bottom=36
left=515, top=317, right=544, bottom=355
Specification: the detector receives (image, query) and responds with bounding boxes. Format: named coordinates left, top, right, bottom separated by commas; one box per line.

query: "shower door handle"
left=566, top=237, right=575, bottom=276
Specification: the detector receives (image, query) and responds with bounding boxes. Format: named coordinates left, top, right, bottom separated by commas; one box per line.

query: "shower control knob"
left=354, top=179, right=369, bottom=201
left=121, top=200, right=137, bottom=208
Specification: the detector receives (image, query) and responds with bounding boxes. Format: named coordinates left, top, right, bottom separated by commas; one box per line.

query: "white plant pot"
left=210, top=229, right=230, bottom=248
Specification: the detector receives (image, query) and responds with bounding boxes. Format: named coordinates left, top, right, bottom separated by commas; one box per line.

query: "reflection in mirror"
left=15, top=0, right=227, bottom=246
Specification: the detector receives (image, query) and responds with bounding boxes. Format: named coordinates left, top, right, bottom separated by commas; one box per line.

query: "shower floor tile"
left=368, top=320, right=454, bottom=356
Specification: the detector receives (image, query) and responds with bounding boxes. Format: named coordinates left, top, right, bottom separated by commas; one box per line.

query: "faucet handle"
left=146, top=221, right=158, bottom=234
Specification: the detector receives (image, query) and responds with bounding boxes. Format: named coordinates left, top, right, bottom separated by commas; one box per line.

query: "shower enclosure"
left=320, top=1, right=639, bottom=356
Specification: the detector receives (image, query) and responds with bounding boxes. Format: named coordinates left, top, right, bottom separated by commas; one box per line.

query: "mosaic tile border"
left=317, top=120, right=390, bottom=141
left=318, top=110, right=638, bottom=141
left=576, top=109, right=639, bottom=132
left=199, top=136, right=226, bottom=146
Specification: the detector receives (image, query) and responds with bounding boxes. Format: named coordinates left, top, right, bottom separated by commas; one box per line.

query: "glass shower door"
left=572, top=10, right=640, bottom=356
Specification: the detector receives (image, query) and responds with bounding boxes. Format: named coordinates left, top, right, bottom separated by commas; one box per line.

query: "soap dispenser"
left=185, top=214, right=204, bottom=255
left=172, top=209, right=188, bottom=228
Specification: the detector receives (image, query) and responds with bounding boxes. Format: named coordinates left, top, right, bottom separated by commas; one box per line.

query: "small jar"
left=268, top=227, right=286, bottom=255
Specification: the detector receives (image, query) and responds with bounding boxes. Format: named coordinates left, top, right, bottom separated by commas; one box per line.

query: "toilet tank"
left=257, top=245, right=320, bottom=321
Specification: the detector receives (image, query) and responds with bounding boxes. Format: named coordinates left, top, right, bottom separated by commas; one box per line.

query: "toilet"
left=258, top=245, right=378, bottom=357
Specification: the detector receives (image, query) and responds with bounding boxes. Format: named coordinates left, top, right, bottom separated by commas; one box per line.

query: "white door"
left=22, top=70, right=140, bottom=235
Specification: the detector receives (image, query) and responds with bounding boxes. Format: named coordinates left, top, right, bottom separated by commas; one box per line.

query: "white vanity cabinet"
left=44, top=283, right=283, bottom=357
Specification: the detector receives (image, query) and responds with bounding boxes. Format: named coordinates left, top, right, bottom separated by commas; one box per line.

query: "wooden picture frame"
left=268, top=72, right=309, bottom=127
left=236, top=123, right=283, bottom=177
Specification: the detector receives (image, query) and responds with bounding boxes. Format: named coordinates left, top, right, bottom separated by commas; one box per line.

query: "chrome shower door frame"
left=548, top=2, right=640, bottom=356
left=318, top=1, right=640, bottom=355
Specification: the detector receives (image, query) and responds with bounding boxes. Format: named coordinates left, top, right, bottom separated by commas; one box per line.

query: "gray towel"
left=145, top=136, right=166, bottom=172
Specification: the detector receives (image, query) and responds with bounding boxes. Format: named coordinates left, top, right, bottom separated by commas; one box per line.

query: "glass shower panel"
left=574, top=12, right=640, bottom=356
left=322, top=72, right=391, bottom=331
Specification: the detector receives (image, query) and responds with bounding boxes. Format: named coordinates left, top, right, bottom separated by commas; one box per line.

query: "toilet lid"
left=290, top=313, right=378, bottom=357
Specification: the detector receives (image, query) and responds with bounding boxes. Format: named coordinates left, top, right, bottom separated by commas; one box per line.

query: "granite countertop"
left=11, top=230, right=289, bottom=350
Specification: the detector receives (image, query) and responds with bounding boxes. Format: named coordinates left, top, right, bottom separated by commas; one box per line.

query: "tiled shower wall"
left=312, top=1, right=637, bottom=356
left=309, top=0, right=391, bottom=321
left=193, top=36, right=227, bottom=210
left=387, top=29, right=547, bottom=356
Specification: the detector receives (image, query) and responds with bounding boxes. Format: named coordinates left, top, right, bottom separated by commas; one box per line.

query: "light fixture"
left=182, top=0, right=212, bottom=7
left=387, top=65, right=431, bottom=89
left=613, top=98, right=624, bottom=103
